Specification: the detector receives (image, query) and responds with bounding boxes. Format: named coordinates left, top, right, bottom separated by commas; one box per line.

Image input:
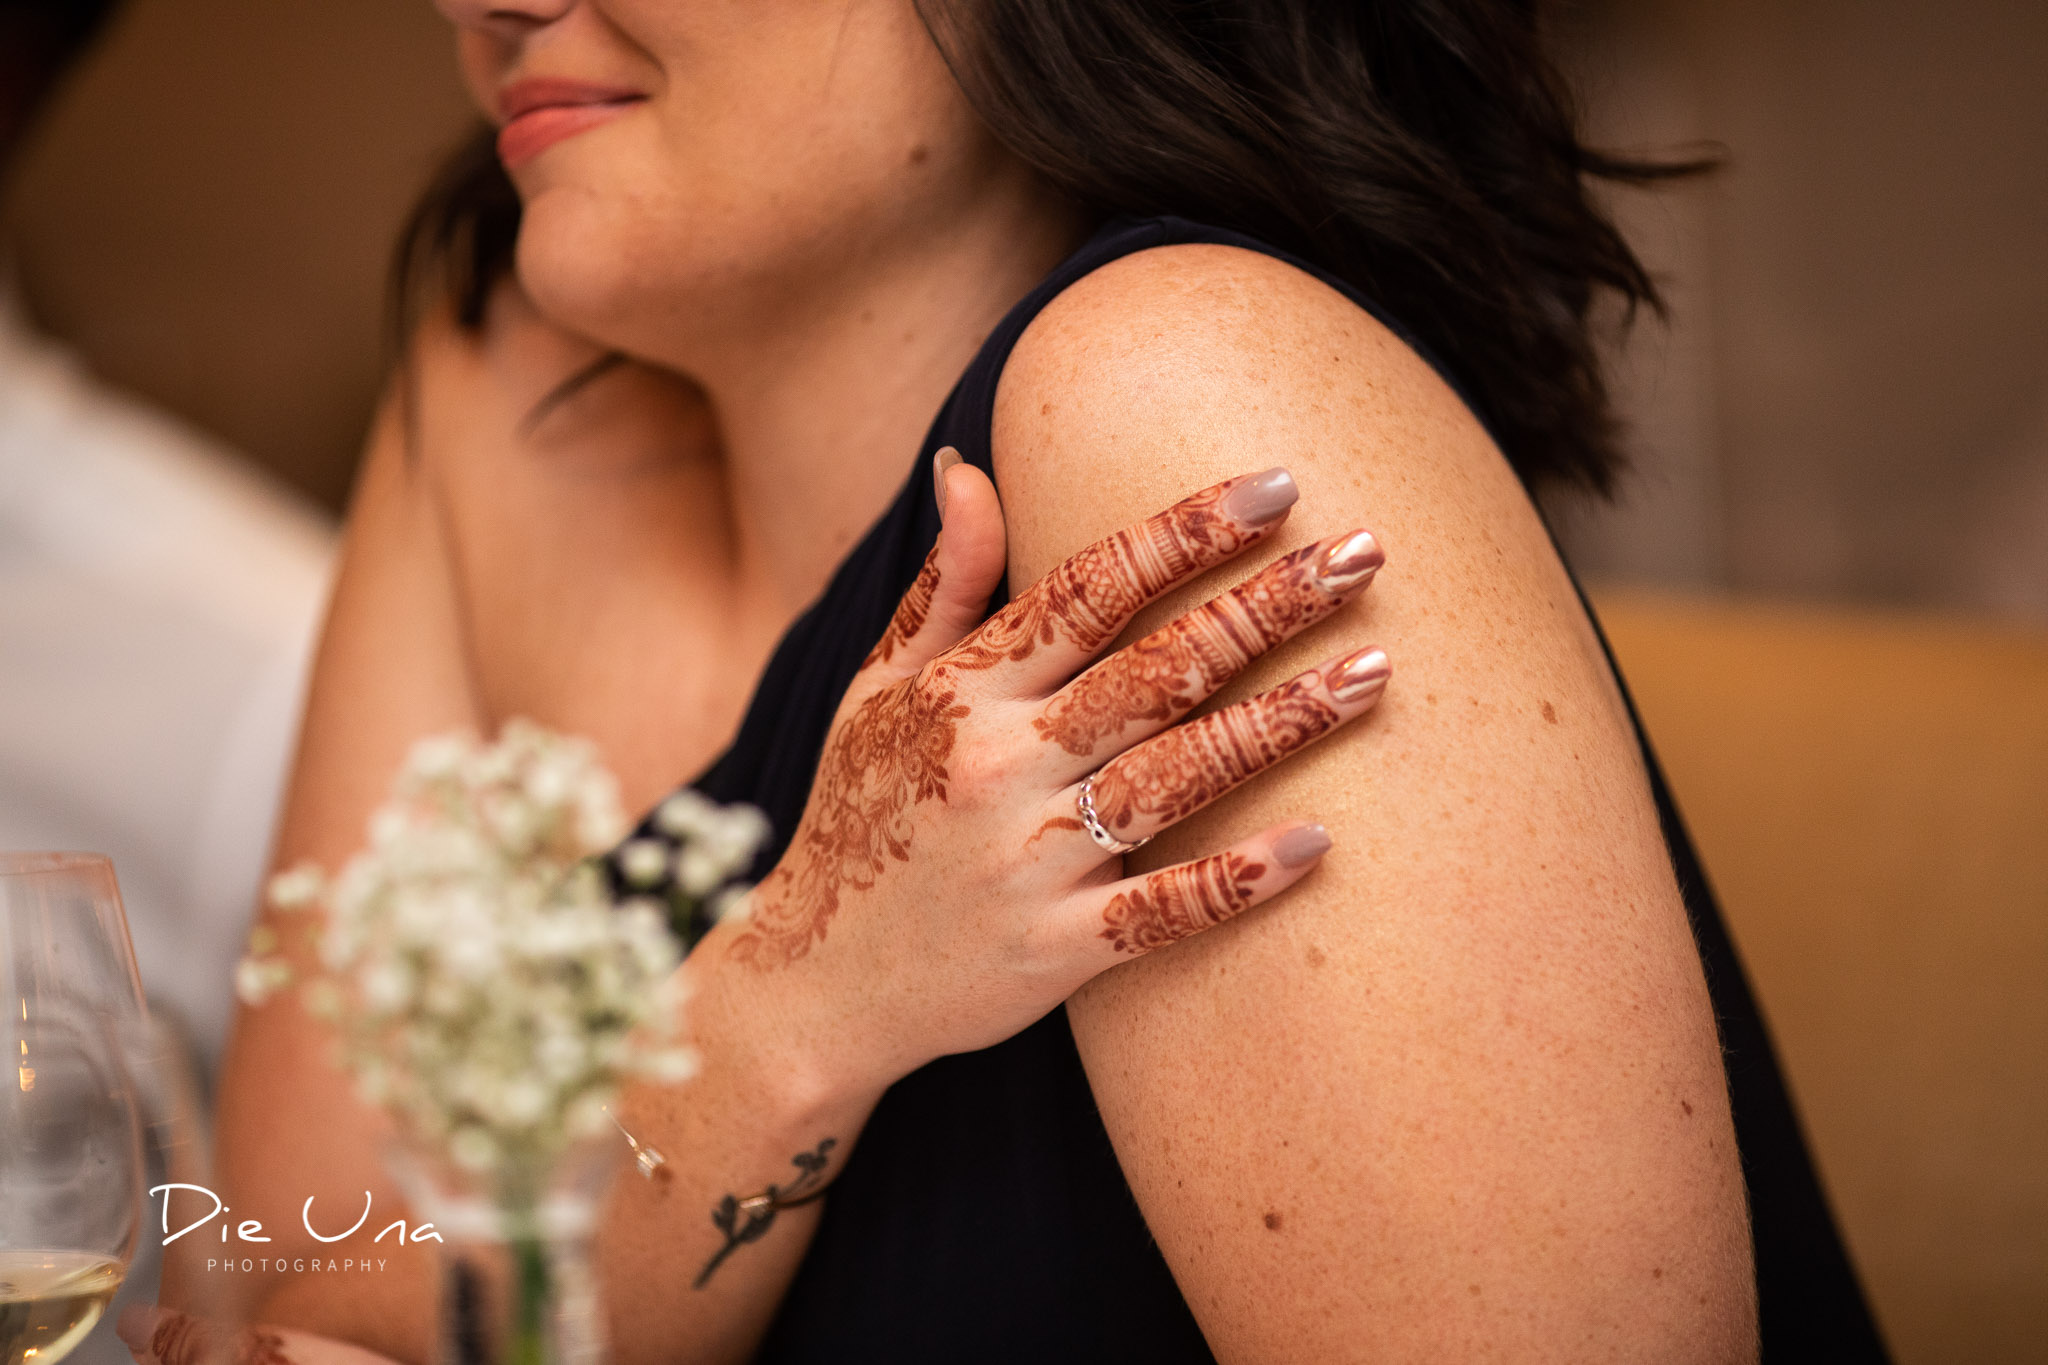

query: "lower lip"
left=498, top=100, right=640, bottom=170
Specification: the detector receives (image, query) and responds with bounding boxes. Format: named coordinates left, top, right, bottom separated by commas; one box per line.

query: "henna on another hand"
left=1099, top=851, right=1267, bottom=954
left=144, top=1313, right=294, bottom=1365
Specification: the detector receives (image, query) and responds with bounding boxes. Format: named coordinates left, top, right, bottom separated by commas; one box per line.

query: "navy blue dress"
left=618, top=217, right=1888, bottom=1362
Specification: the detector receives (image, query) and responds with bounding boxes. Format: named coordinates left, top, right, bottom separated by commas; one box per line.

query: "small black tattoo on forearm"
left=693, top=1138, right=838, bottom=1289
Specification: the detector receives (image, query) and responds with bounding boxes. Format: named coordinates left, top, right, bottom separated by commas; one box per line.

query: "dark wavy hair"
left=396, top=0, right=1701, bottom=491
left=2, top=0, right=125, bottom=157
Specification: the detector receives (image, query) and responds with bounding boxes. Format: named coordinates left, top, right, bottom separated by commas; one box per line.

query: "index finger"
left=940, top=467, right=1298, bottom=693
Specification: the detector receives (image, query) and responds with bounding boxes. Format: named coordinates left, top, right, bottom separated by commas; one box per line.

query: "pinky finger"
left=1074, top=821, right=1333, bottom=958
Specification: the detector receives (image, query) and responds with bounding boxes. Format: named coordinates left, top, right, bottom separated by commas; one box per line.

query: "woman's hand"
left=117, top=1307, right=402, bottom=1365
left=597, top=452, right=1392, bottom=1354
left=705, top=452, right=1390, bottom=1094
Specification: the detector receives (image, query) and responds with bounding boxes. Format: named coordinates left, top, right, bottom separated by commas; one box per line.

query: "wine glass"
left=0, top=854, right=148, bottom=1365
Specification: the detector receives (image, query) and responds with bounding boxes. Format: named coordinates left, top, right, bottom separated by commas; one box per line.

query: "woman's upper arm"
left=992, top=246, right=1756, bottom=1362
left=201, top=351, right=482, bottom=1354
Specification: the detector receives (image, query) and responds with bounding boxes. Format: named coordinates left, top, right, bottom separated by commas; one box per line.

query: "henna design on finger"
left=1099, top=851, right=1267, bottom=954
left=944, top=477, right=1261, bottom=671
left=729, top=670, right=969, bottom=968
left=863, top=546, right=942, bottom=667
left=1089, top=672, right=1343, bottom=835
left=1034, top=541, right=1341, bottom=756
left=734, top=475, right=1303, bottom=972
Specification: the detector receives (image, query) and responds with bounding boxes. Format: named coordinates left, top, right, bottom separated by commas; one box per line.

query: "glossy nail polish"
left=1273, top=823, right=1333, bottom=868
left=1316, top=529, right=1384, bottom=594
left=1328, top=646, right=1392, bottom=703
left=933, top=446, right=962, bottom=522
left=1221, top=467, right=1299, bottom=526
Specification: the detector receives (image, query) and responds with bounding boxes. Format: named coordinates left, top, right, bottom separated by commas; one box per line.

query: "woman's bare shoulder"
left=991, top=243, right=1759, bottom=1358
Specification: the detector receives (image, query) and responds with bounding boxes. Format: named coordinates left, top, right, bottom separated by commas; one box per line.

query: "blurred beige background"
left=2, top=1, right=2043, bottom=1361
left=3, top=0, right=473, bottom=508
left=1548, top=0, right=2048, bottom=625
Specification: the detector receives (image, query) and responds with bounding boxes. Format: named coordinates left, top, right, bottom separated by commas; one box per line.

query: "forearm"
left=194, top=934, right=879, bottom=1365
left=593, top=925, right=882, bottom=1365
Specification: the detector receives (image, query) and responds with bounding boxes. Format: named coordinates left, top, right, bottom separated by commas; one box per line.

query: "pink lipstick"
left=496, top=78, right=644, bottom=169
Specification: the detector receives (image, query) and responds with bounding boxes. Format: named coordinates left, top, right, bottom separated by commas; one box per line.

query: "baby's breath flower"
left=407, top=733, right=468, bottom=781
left=450, top=1126, right=499, bottom=1174
left=361, top=960, right=414, bottom=1016
left=639, top=1047, right=699, bottom=1085
left=709, top=885, right=753, bottom=925
left=302, top=979, right=343, bottom=1020
left=653, top=789, right=716, bottom=841
left=674, top=845, right=729, bottom=898
left=575, top=772, right=627, bottom=849
left=235, top=957, right=287, bottom=1006
left=267, top=864, right=326, bottom=909
left=229, top=720, right=765, bottom=1181
left=565, top=1092, right=613, bottom=1141
left=617, top=839, right=671, bottom=889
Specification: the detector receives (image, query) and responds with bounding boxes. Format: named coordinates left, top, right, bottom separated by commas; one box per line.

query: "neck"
left=678, top=191, right=1088, bottom=619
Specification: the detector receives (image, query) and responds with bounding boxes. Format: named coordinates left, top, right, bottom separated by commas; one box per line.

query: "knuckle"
left=1006, top=909, right=1080, bottom=984
left=950, top=739, right=1024, bottom=802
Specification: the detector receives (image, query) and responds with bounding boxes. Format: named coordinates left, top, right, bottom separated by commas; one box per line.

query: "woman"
left=173, top=1, right=1885, bottom=1361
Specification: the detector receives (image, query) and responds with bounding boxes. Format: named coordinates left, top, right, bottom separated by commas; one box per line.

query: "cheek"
left=513, top=0, right=987, bottom=351
left=452, top=29, right=502, bottom=118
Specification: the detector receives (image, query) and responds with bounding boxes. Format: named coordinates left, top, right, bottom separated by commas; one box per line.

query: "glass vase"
left=387, top=1144, right=617, bottom=1365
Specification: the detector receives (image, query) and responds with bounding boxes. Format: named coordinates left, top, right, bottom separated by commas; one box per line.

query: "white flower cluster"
left=611, top=788, right=771, bottom=930
left=240, top=720, right=765, bottom=1180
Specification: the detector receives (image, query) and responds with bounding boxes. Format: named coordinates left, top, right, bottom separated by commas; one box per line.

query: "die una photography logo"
left=151, top=1184, right=437, bottom=1274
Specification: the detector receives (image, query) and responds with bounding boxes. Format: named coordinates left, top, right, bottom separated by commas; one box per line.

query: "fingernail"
left=1328, top=646, right=1391, bottom=703
left=1274, top=823, right=1332, bottom=868
left=932, top=447, right=962, bottom=523
left=1315, top=529, right=1384, bottom=594
left=1220, top=467, right=1298, bottom=526
left=115, top=1304, right=159, bottom=1354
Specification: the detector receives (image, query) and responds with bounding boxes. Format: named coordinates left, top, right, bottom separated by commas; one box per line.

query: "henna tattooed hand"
left=117, top=1308, right=400, bottom=1365
left=706, top=451, right=1391, bottom=1089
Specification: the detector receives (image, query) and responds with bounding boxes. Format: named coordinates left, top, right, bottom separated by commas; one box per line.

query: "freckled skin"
left=995, top=243, right=1757, bottom=1361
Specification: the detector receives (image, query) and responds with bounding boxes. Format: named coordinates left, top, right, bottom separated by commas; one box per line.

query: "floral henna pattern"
left=863, top=546, right=941, bottom=667
left=728, top=670, right=970, bottom=969
left=1100, top=851, right=1267, bottom=954
left=946, top=477, right=1259, bottom=671
left=1088, top=672, right=1342, bottom=835
left=1034, top=542, right=1339, bottom=756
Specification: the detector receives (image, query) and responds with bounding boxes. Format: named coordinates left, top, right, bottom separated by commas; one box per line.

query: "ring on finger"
left=1077, top=770, right=1152, bottom=856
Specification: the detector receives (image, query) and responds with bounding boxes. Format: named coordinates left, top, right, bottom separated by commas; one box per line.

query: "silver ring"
left=1077, top=771, right=1151, bottom=856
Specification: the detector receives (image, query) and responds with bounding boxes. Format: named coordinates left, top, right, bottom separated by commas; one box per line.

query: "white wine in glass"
left=0, top=1253, right=126, bottom=1365
left=1, top=854, right=147, bottom=1365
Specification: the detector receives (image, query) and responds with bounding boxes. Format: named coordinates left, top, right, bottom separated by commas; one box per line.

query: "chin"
left=512, top=186, right=662, bottom=359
